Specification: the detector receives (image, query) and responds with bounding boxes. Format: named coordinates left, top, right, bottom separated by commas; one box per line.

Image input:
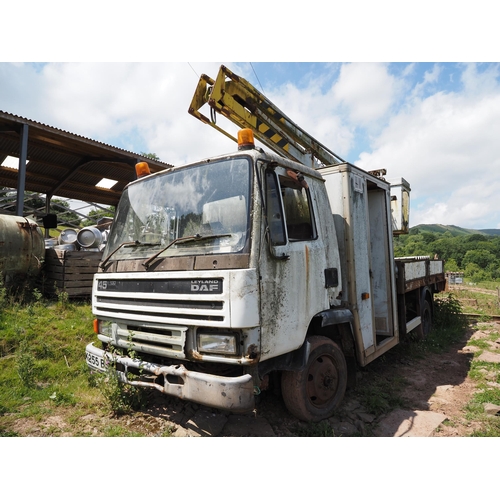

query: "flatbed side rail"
left=395, top=257, right=446, bottom=294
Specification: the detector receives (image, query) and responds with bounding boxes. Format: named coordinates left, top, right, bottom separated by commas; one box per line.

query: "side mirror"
left=42, top=213, right=58, bottom=229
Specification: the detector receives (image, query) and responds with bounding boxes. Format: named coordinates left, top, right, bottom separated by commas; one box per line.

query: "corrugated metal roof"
left=0, top=110, right=174, bottom=207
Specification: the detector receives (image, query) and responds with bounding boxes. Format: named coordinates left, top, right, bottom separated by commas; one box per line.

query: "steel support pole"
left=16, top=124, right=29, bottom=216
left=45, top=193, right=52, bottom=238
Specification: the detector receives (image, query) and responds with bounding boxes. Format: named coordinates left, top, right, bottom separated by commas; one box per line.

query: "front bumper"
left=86, top=342, right=255, bottom=413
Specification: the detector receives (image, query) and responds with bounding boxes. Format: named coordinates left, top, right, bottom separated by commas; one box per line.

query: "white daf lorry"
left=85, top=67, right=445, bottom=422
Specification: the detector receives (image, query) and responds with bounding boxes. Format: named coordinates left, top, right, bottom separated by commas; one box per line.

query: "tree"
left=0, top=190, right=82, bottom=227
left=467, top=233, right=488, bottom=243
left=82, top=206, right=116, bottom=227
left=464, top=262, right=491, bottom=282
left=444, top=258, right=460, bottom=272
left=140, top=152, right=160, bottom=161
left=422, top=232, right=437, bottom=244
left=462, top=249, right=496, bottom=269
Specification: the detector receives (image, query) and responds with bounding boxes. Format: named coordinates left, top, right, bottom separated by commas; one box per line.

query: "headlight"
left=198, top=333, right=237, bottom=355
left=97, top=320, right=113, bottom=338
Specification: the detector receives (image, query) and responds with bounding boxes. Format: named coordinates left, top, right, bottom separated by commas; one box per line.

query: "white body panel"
left=320, top=163, right=398, bottom=362
left=92, top=268, right=260, bottom=330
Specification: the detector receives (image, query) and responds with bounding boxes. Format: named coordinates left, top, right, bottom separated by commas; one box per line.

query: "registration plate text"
left=86, top=351, right=106, bottom=372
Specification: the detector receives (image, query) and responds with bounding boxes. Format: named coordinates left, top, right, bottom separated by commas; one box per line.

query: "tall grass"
left=0, top=284, right=99, bottom=435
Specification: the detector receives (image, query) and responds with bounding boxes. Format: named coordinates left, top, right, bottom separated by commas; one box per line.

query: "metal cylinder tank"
left=77, top=226, right=103, bottom=248
left=0, top=214, right=45, bottom=283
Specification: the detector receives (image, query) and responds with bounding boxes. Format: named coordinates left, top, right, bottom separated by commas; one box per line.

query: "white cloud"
left=332, top=63, right=397, bottom=125
left=265, top=80, right=354, bottom=159
left=1, top=62, right=238, bottom=165
left=415, top=188, right=500, bottom=229
left=410, top=64, right=442, bottom=99
left=357, top=63, right=500, bottom=228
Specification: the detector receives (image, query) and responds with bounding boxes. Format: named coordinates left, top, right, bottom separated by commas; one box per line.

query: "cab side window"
left=265, top=169, right=286, bottom=246
left=279, top=175, right=316, bottom=241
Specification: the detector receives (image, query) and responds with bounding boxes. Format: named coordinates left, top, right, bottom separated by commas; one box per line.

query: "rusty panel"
left=396, top=258, right=446, bottom=293
left=404, top=260, right=427, bottom=280
left=105, top=256, right=197, bottom=273
left=0, top=214, right=45, bottom=280
left=194, top=254, right=250, bottom=270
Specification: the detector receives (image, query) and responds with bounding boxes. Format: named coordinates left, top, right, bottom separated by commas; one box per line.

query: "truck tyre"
left=281, top=336, right=347, bottom=422
left=418, top=299, right=432, bottom=340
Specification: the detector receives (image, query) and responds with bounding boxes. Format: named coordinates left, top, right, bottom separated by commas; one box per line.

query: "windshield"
left=102, top=157, right=252, bottom=262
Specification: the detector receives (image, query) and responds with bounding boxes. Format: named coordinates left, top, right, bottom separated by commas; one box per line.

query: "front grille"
left=96, top=304, right=223, bottom=322
left=94, top=276, right=227, bottom=324
left=94, top=277, right=228, bottom=357
left=99, top=323, right=188, bottom=359
left=96, top=296, right=223, bottom=310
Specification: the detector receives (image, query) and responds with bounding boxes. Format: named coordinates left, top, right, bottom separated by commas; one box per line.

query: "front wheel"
left=281, top=336, right=348, bottom=422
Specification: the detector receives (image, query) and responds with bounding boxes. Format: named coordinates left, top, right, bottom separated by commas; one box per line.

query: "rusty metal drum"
left=0, top=214, right=45, bottom=282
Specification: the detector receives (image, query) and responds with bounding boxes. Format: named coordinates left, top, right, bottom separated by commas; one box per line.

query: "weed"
left=292, top=421, right=337, bottom=437
left=0, top=429, right=19, bottom=437
left=470, top=426, right=500, bottom=437
left=93, top=362, right=146, bottom=415
left=49, top=390, right=77, bottom=407
left=441, top=418, right=456, bottom=427
left=56, top=289, right=70, bottom=310
left=468, top=361, right=497, bottom=382
left=468, top=339, right=491, bottom=349
left=32, top=288, right=43, bottom=304
left=0, top=276, right=7, bottom=308
left=161, top=426, right=175, bottom=437
left=433, top=293, right=469, bottom=331
left=16, top=339, right=38, bottom=388
left=471, top=387, right=500, bottom=405
left=420, top=293, right=470, bottom=353
left=103, top=425, right=144, bottom=437
left=355, top=374, right=407, bottom=416
left=464, top=391, right=500, bottom=437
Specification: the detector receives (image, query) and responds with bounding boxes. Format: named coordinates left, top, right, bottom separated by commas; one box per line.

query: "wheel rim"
left=422, top=304, right=432, bottom=336
left=306, top=353, right=339, bottom=408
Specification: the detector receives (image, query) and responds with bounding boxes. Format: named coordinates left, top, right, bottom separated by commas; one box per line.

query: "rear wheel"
left=419, top=299, right=432, bottom=339
left=281, top=336, right=347, bottom=422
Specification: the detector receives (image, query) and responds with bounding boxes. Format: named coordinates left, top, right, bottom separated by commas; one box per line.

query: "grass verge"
left=0, top=285, right=151, bottom=437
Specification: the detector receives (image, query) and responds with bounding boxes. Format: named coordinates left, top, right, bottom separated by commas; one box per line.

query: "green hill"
left=411, top=224, right=498, bottom=237
left=479, top=229, right=500, bottom=236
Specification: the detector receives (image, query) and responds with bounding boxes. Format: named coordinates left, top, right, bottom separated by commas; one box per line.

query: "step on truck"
left=86, top=66, right=445, bottom=422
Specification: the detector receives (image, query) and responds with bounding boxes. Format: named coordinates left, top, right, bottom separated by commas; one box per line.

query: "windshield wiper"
left=142, top=233, right=232, bottom=270
left=99, top=240, right=157, bottom=270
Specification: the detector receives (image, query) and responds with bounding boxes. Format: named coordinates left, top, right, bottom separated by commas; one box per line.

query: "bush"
left=16, top=339, right=39, bottom=388
left=93, top=364, right=146, bottom=415
left=423, top=293, right=469, bottom=352
left=433, top=293, right=468, bottom=330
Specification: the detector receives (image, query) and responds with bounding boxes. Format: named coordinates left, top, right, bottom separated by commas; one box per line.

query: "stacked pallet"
left=43, top=248, right=102, bottom=298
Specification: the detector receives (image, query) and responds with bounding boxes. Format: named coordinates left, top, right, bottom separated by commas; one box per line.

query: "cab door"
left=259, top=165, right=333, bottom=360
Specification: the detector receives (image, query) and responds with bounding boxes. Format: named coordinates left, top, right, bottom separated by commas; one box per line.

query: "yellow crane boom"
left=188, top=65, right=345, bottom=169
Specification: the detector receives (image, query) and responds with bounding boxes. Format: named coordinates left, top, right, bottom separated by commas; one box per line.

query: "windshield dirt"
left=102, top=157, right=251, bottom=262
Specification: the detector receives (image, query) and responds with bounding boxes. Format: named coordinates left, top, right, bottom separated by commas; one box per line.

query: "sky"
left=1, top=4, right=499, bottom=231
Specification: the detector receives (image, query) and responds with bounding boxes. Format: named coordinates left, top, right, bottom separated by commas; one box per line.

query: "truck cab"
left=86, top=132, right=349, bottom=420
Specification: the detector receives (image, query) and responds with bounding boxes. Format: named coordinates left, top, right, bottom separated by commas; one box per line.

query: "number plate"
left=86, top=351, right=107, bottom=372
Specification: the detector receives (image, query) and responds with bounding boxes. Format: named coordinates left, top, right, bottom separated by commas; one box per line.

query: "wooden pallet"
left=43, top=248, right=102, bottom=298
